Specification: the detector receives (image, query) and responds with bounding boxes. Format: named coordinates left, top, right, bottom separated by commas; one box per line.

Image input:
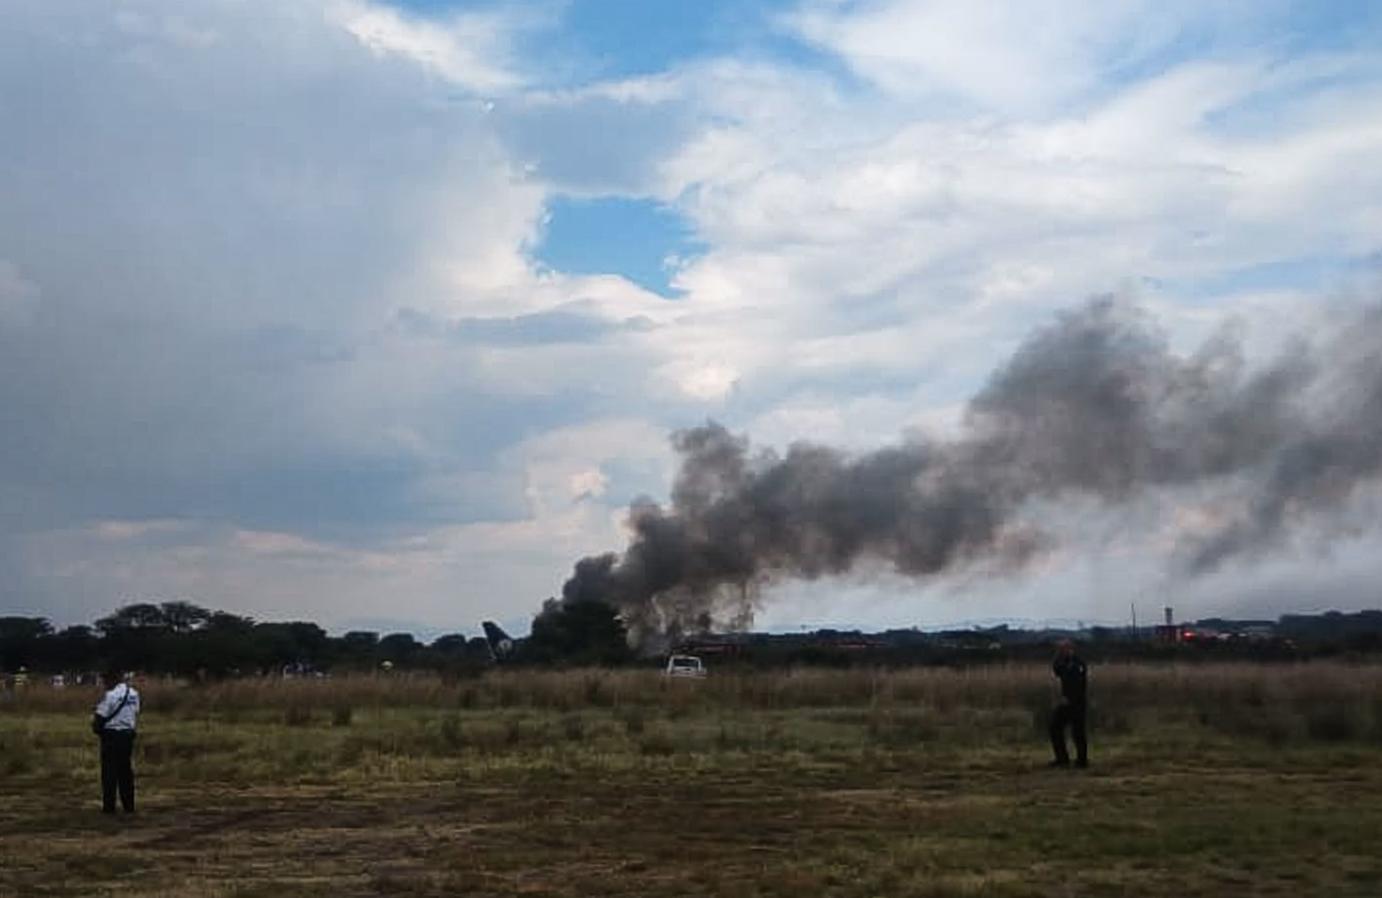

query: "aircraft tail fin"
left=481, top=621, right=516, bottom=661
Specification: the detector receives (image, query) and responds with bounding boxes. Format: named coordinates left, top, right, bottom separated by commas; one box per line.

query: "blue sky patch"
left=553, top=0, right=802, bottom=79
left=535, top=196, right=702, bottom=295
left=384, top=0, right=808, bottom=83
left=1167, top=253, right=1382, bottom=300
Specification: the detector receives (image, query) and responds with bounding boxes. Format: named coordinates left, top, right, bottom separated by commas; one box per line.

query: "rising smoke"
left=556, top=297, right=1382, bottom=646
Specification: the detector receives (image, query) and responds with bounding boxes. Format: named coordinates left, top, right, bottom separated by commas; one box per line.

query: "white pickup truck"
left=663, top=654, right=707, bottom=678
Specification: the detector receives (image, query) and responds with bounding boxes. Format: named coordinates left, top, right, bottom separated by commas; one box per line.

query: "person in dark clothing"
left=92, top=670, right=140, bottom=814
left=1049, top=640, right=1088, bottom=768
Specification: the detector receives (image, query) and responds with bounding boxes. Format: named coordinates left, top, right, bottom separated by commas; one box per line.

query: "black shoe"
left=101, top=808, right=117, bottom=815
left=1075, top=759, right=1088, bottom=769
left=1048, top=759, right=1070, bottom=768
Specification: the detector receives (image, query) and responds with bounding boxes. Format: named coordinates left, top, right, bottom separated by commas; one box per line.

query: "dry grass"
left=10, top=662, right=1382, bottom=741
left=3, top=663, right=1381, bottom=896
left=7, top=659, right=1379, bottom=707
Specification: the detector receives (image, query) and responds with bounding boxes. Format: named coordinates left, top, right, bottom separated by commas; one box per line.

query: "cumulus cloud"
left=785, top=0, right=1258, bottom=114
left=572, top=26, right=1382, bottom=436
left=0, top=0, right=661, bottom=623
left=333, top=0, right=543, bottom=94
left=3, top=0, right=1381, bottom=631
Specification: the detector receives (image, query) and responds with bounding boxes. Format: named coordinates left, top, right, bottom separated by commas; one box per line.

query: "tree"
left=378, top=632, right=421, bottom=663
left=250, top=623, right=325, bottom=671
left=342, top=631, right=378, bottom=649
left=430, top=634, right=469, bottom=656
left=192, top=613, right=257, bottom=676
left=284, top=622, right=328, bottom=661
left=336, top=631, right=380, bottom=669
left=0, top=617, right=52, bottom=669
left=95, top=603, right=168, bottom=634
left=205, top=611, right=256, bottom=634
left=527, top=599, right=631, bottom=666
left=159, top=600, right=212, bottom=634
left=48, top=626, right=99, bottom=672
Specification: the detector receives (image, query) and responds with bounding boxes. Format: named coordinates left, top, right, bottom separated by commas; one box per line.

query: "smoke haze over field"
left=559, top=298, right=1382, bottom=644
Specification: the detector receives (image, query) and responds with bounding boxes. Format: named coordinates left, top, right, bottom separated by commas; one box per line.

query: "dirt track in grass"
left=5, top=749, right=1382, bottom=897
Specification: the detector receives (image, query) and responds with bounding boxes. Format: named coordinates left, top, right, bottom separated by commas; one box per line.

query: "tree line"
left=6, top=600, right=1379, bottom=678
left=0, top=601, right=498, bottom=677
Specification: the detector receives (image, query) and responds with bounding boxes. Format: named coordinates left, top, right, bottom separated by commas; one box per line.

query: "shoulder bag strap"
left=98, top=684, right=132, bottom=727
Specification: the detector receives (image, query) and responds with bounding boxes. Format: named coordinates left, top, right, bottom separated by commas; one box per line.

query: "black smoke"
left=555, top=297, right=1382, bottom=646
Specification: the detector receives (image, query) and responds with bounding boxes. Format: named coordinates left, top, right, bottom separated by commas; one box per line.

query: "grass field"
left=3, top=663, right=1382, bottom=897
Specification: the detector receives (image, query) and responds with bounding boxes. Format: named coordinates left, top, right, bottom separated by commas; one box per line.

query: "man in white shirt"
left=92, top=670, right=141, bottom=814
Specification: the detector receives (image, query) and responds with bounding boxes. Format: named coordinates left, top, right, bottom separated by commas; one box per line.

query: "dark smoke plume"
left=556, top=297, right=1382, bottom=646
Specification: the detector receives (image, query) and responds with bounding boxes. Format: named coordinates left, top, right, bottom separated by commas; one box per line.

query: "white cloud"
left=333, top=0, right=536, bottom=94
left=18, top=498, right=633, bottom=630
left=0, top=0, right=595, bottom=624
left=567, top=468, right=608, bottom=501
left=504, top=418, right=673, bottom=516
left=93, top=519, right=189, bottom=542
left=233, top=529, right=340, bottom=557
left=4, top=0, right=1382, bottom=632
left=660, top=359, right=741, bottom=401
left=632, top=44, right=1382, bottom=402
left=539, top=2, right=1382, bottom=627
left=786, top=0, right=1254, bottom=115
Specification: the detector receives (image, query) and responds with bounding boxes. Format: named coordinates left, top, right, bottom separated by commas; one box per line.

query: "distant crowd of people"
left=1, top=668, right=79, bottom=690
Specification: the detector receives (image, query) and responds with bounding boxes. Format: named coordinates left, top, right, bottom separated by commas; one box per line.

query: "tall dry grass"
left=3, top=663, right=1380, bottom=786
left=5, top=661, right=1381, bottom=719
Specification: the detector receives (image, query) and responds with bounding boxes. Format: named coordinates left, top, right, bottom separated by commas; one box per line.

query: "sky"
left=2, top=0, right=1382, bottom=636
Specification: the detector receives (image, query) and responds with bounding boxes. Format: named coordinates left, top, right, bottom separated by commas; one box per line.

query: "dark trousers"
left=1049, top=701, right=1087, bottom=764
left=99, top=730, right=136, bottom=812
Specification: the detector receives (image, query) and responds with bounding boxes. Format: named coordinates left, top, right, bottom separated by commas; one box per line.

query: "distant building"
left=1155, top=607, right=1181, bottom=643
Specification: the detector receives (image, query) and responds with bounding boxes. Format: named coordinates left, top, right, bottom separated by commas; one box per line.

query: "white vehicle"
left=663, top=654, right=707, bottom=678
